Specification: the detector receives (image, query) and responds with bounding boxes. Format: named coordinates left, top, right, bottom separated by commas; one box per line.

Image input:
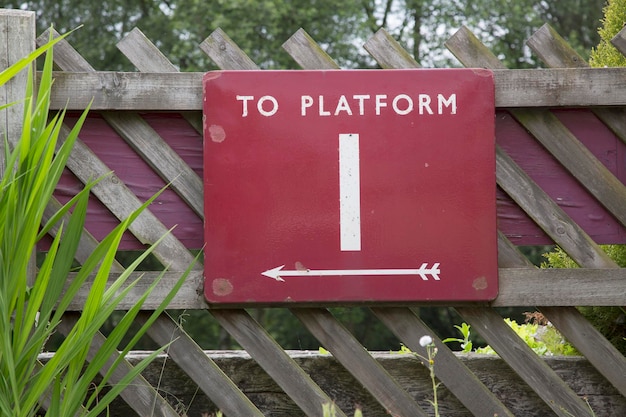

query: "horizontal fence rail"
left=44, top=67, right=626, bottom=110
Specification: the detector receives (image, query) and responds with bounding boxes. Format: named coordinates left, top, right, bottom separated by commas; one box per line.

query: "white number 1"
left=339, top=133, right=361, bottom=251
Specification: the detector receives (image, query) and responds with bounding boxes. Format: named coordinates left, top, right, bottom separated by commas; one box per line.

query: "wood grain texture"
left=364, top=32, right=512, bottom=417
left=527, top=24, right=589, bottom=68
left=137, top=312, right=265, bottom=417
left=42, top=67, right=626, bottom=110
left=57, top=313, right=180, bottom=417
left=202, top=32, right=349, bottom=417
left=117, top=27, right=203, bottom=133
left=457, top=307, right=595, bottom=417
left=283, top=28, right=340, bottom=70
left=496, top=145, right=616, bottom=268
left=372, top=307, right=514, bottom=417
left=211, top=309, right=349, bottom=417
left=50, top=351, right=626, bottom=417
left=117, top=27, right=178, bottom=72
left=292, top=308, right=427, bottom=417
left=36, top=32, right=203, bottom=278
left=611, top=25, right=626, bottom=57
left=102, top=111, right=204, bottom=218
left=364, top=29, right=420, bottom=69
left=200, top=28, right=258, bottom=70
left=525, top=23, right=626, bottom=401
left=449, top=25, right=626, bottom=231
left=526, top=25, right=626, bottom=145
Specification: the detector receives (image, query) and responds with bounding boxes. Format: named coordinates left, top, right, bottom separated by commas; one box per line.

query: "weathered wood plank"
left=363, top=31, right=513, bottom=417
left=200, top=28, right=258, bottom=70
left=497, top=231, right=534, bottom=268
left=39, top=351, right=626, bottom=417
left=372, top=307, right=514, bottom=417
left=611, top=25, right=626, bottom=57
left=448, top=26, right=626, bottom=232
left=292, top=308, right=427, bottom=417
left=38, top=32, right=205, bottom=219
left=117, top=27, right=178, bottom=72
left=211, top=309, right=349, bottom=417
left=117, top=27, right=203, bottom=133
left=137, top=312, right=265, bottom=417
left=42, top=69, right=626, bottom=110
left=364, top=29, right=420, bottom=69
left=57, top=313, right=181, bottom=417
left=201, top=32, right=349, bottom=417
left=540, top=306, right=626, bottom=398
left=284, top=36, right=428, bottom=417
left=57, top=268, right=626, bottom=309
left=457, top=307, right=594, bottom=417
left=102, top=112, right=204, bottom=217
left=449, top=26, right=606, bottom=417
left=56, top=124, right=201, bottom=272
left=495, top=145, right=616, bottom=268
left=283, top=28, right=340, bottom=69
left=527, top=24, right=589, bottom=68
left=514, top=108, right=626, bottom=228
left=527, top=24, right=626, bottom=152
left=0, top=9, right=35, bottom=173
left=525, top=24, right=626, bottom=400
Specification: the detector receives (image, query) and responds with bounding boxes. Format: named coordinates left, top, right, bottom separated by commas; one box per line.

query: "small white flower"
left=419, top=335, right=433, bottom=347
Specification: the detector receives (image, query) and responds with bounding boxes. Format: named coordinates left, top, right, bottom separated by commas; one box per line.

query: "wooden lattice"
left=2, top=8, right=626, bottom=416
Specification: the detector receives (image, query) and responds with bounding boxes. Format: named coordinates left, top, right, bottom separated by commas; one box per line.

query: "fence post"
left=0, top=9, right=36, bottom=279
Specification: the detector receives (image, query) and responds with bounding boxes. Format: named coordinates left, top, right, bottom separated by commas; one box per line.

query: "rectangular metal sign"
left=203, top=69, right=497, bottom=305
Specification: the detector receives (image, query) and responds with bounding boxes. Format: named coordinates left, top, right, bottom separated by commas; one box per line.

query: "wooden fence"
left=3, top=8, right=626, bottom=416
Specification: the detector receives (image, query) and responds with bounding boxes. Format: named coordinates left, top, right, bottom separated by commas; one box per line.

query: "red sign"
left=203, top=69, right=497, bottom=305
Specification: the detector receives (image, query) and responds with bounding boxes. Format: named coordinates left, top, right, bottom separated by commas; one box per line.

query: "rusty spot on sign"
left=473, top=276, right=488, bottom=291
left=212, top=278, right=233, bottom=296
left=209, top=124, right=226, bottom=143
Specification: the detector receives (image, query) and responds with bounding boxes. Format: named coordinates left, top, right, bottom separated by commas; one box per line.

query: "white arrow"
left=262, top=263, right=440, bottom=282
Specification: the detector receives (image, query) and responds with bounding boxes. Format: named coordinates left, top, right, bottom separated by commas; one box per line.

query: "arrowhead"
left=262, top=265, right=286, bottom=282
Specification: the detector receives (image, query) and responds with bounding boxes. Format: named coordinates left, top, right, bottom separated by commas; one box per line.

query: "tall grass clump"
left=0, top=31, right=194, bottom=416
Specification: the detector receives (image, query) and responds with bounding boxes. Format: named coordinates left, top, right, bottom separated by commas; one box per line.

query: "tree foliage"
left=5, top=0, right=606, bottom=70
left=589, top=0, right=626, bottom=67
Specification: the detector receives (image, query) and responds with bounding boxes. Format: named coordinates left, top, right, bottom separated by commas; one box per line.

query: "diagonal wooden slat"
left=282, top=28, right=340, bottom=69
left=200, top=28, right=258, bottom=71
left=200, top=30, right=351, bottom=417
left=292, top=308, right=427, bottom=417
left=115, top=31, right=266, bottom=416
left=211, top=309, right=350, bottom=417
left=101, top=111, right=204, bottom=217
left=446, top=25, right=601, bottom=417
left=495, top=145, right=616, bottom=268
left=527, top=24, right=589, bottom=68
left=611, top=25, right=626, bottom=57
left=525, top=23, right=626, bottom=399
left=45, top=210, right=179, bottom=417
left=364, top=29, right=514, bottom=417
left=117, top=27, right=203, bottom=134
left=457, top=306, right=595, bottom=417
left=282, top=29, right=431, bottom=416
left=39, top=29, right=205, bottom=219
left=58, top=313, right=181, bottom=417
left=363, top=29, right=419, bottom=69
left=447, top=26, right=626, bottom=232
left=37, top=36, right=202, bottom=281
left=371, top=307, right=514, bottom=417
left=137, top=312, right=265, bottom=417
left=527, top=24, right=626, bottom=149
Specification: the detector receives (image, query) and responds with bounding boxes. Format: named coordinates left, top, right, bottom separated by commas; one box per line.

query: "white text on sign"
left=236, top=93, right=457, bottom=117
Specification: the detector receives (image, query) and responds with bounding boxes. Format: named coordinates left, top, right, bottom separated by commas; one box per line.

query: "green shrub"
left=589, top=0, right=626, bottom=67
